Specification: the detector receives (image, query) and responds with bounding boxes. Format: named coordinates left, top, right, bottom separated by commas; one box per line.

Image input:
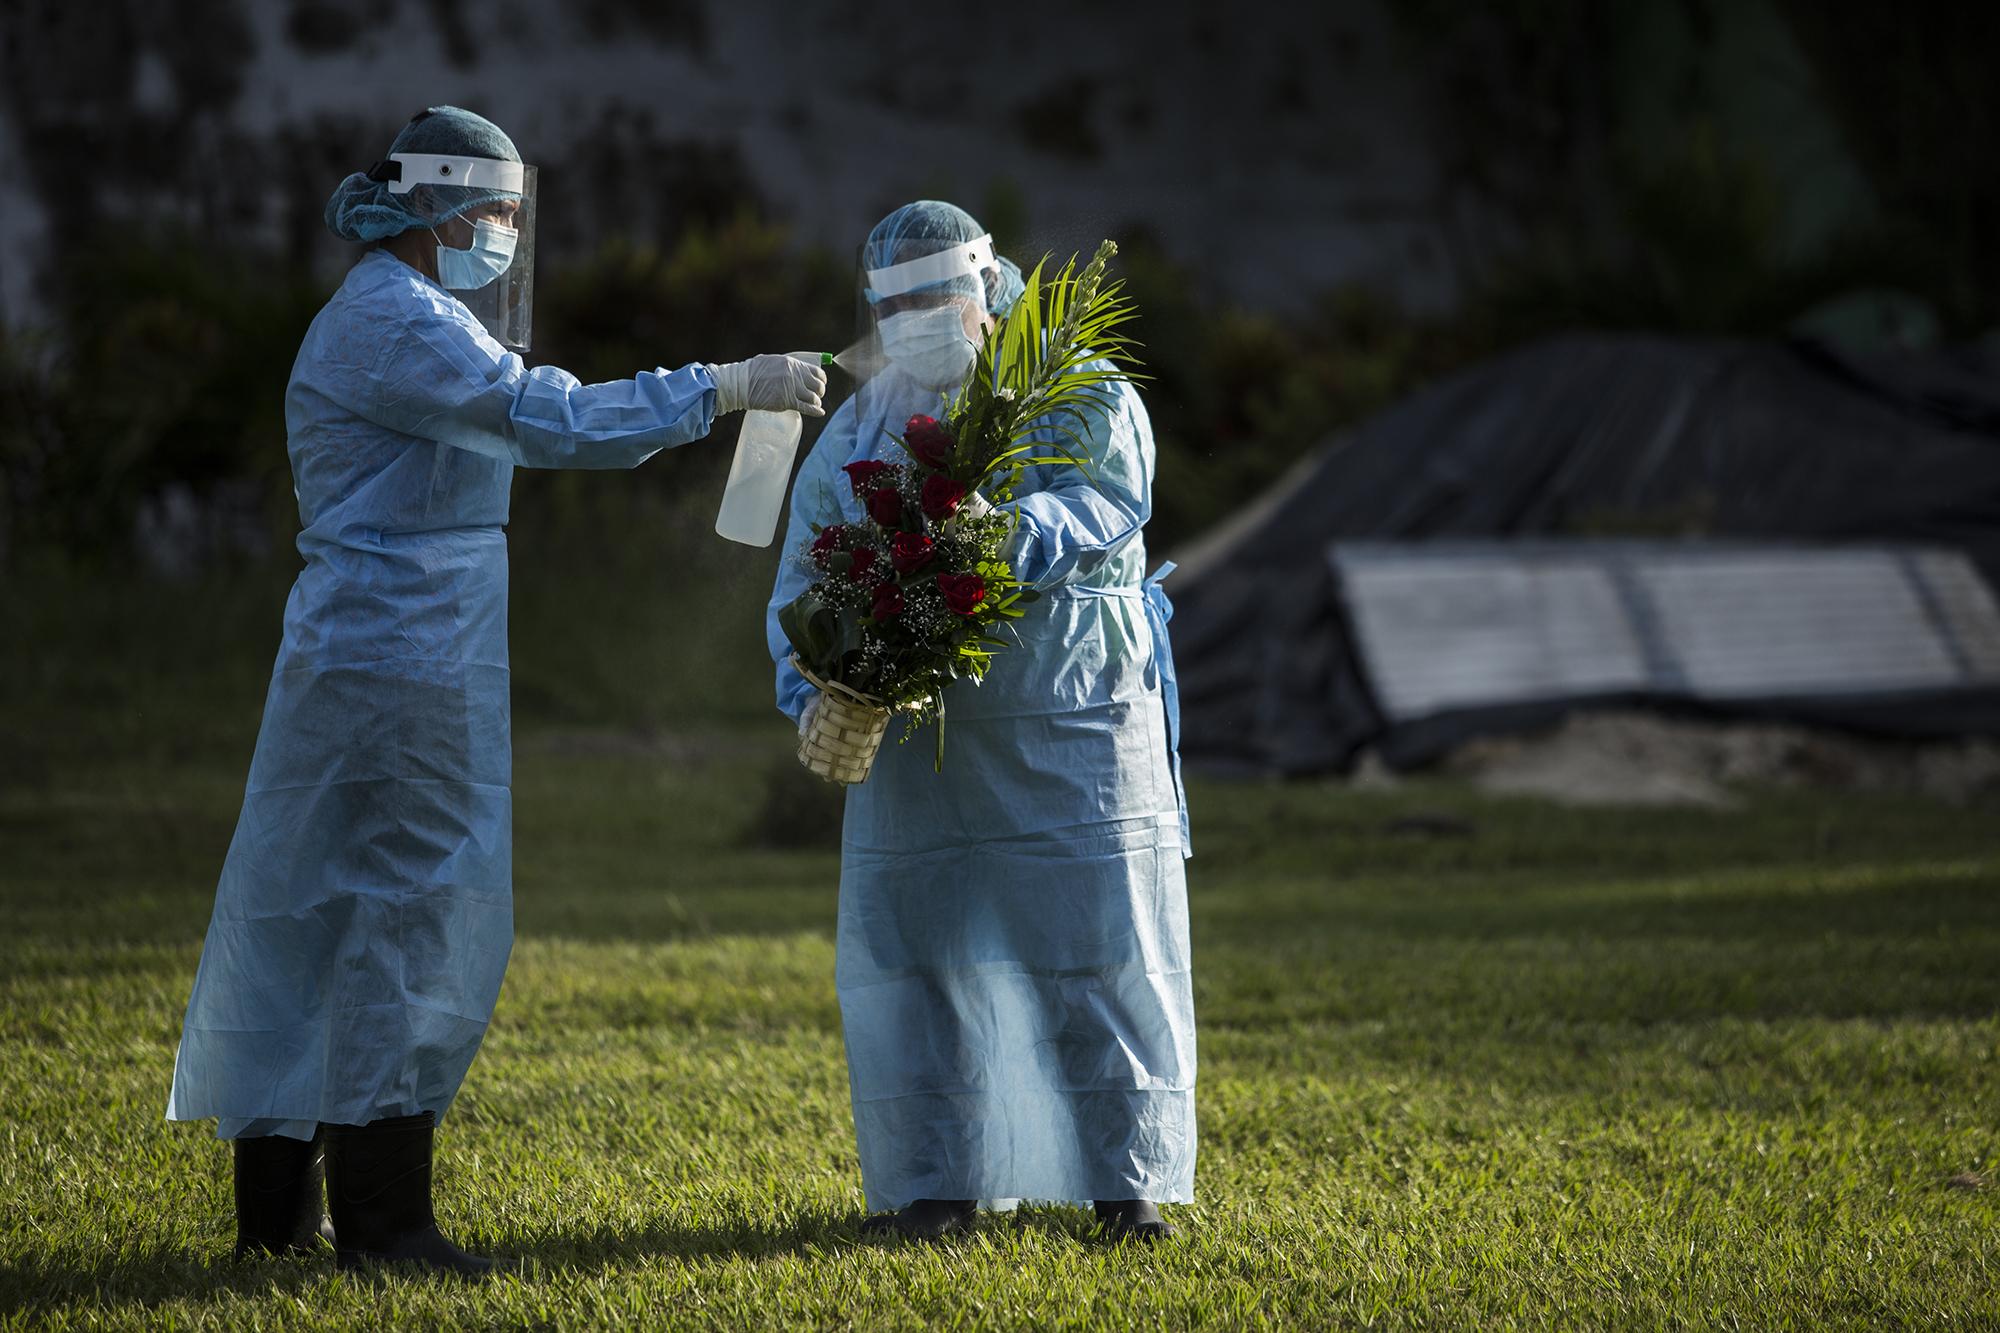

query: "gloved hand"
left=798, top=693, right=821, bottom=739
left=710, top=353, right=827, bottom=417
left=942, top=489, right=994, bottom=534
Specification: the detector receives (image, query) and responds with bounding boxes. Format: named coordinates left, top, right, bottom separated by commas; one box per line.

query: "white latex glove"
left=944, top=489, right=995, bottom=537
left=709, top=353, right=827, bottom=417
left=797, top=693, right=821, bottom=739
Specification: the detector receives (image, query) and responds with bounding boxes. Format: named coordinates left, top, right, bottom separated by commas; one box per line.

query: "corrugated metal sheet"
left=1332, top=542, right=2000, bottom=723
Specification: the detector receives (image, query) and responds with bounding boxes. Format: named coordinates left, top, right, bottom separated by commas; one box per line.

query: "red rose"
left=889, top=531, right=935, bottom=575
left=847, top=547, right=879, bottom=584
left=921, top=474, right=968, bottom=521
left=867, top=486, right=903, bottom=527
left=937, top=573, right=987, bottom=616
left=904, top=414, right=954, bottom=470
left=809, top=524, right=845, bottom=567
left=871, top=582, right=905, bottom=621
left=842, top=459, right=896, bottom=498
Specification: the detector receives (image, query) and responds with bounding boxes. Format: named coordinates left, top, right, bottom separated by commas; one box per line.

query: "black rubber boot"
left=325, top=1112, right=493, bottom=1278
left=232, top=1128, right=335, bottom=1258
left=860, top=1198, right=976, bottom=1241
left=1094, top=1199, right=1175, bottom=1243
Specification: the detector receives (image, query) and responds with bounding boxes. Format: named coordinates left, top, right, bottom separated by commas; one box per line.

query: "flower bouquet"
left=781, top=240, right=1142, bottom=783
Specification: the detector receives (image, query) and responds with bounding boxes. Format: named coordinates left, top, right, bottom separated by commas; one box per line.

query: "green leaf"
left=777, top=598, right=810, bottom=658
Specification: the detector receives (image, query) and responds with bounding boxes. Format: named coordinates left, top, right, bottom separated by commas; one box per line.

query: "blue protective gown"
left=168, top=249, right=717, bottom=1139
left=766, top=365, right=1195, bottom=1210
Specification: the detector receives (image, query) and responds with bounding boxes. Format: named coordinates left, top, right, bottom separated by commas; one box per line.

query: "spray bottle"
left=714, top=352, right=837, bottom=547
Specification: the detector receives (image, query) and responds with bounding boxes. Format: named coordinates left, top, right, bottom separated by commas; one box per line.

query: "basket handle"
left=790, top=655, right=887, bottom=711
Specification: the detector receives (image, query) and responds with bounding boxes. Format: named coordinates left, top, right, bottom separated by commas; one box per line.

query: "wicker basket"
left=793, top=657, right=891, bottom=785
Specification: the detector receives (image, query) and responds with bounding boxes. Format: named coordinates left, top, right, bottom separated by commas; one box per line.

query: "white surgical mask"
left=432, top=217, right=517, bottom=291
left=877, top=304, right=978, bottom=388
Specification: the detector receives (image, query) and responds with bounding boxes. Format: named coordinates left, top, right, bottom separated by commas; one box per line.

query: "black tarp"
left=1167, top=333, right=2000, bottom=775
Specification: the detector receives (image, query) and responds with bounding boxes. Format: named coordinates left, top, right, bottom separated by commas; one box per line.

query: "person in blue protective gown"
left=766, top=201, right=1194, bottom=1243
left=166, top=106, right=826, bottom=1277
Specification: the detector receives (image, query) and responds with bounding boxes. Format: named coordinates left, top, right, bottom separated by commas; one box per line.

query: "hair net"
left=863, top=200, right=1025, bottom=316
left=324, top=106, right=523, bottom=244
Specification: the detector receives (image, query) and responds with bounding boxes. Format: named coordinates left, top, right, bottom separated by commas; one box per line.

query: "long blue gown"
left=766, top=365, right=1195, bottom=1210
left=168, top=249, right=717, bottom=1139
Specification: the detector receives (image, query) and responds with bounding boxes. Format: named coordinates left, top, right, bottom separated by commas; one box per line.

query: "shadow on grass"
left=1303, top=866, right=2000, bottom=945
left=0, top=1211, right=859, bottom=1316
left=1192, top=864, right=2000, bottom=1064
left=498, top=1208, right=856, bottom=1273
left=0, top=1244, right=337, bottom=1319
left=500, top=1201, right=1130, bottom=1272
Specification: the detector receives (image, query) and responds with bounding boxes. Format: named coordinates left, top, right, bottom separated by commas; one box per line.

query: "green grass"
left=3, top=720, right=1998, bottom=1328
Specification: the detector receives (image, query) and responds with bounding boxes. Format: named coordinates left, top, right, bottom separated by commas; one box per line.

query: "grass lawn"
left=2, top=722, right=1997, bottom=1329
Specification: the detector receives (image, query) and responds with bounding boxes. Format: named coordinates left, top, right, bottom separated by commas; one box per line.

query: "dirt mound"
left=1357, top=711, right=2000, bottom=808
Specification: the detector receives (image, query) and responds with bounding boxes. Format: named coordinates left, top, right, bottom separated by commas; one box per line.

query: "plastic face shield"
left=849, top=234, right=995, bottom=392
left=863, top=233, right=996, bottom=310
left=384, top=152, right=539, bottom=353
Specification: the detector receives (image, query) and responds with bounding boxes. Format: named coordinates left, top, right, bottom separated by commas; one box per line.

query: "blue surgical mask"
left=431, top=217, right=517, bottom=291
left=877, top=304, right=978, bottom=389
